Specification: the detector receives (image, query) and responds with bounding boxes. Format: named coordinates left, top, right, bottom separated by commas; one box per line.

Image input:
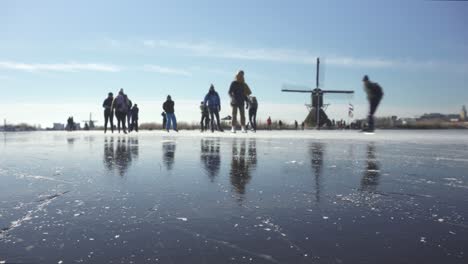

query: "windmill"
left=82, top=112, right=98, bottom=130
left=282, top=58, right=354, bottom=129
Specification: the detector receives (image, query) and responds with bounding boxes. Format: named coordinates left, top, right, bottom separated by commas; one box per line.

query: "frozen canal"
left=0, top=130, right=467, bottom=263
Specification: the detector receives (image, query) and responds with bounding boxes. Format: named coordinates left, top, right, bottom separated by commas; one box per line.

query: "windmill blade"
left=282, top=83, right=312, bottom=91
left=319, top=57, right=327, bottom=89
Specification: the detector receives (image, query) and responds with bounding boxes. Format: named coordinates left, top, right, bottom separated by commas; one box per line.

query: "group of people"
left=102, top=73, right=383, bottom=134
left=102, top=89, right=139, bottom=134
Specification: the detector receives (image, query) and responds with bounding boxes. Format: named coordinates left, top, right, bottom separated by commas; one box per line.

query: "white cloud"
left=143, top=65, right=192, bottom=77
left=0, top=61, right=121, bottom=72
left=141, top=39, right=468, bottom=72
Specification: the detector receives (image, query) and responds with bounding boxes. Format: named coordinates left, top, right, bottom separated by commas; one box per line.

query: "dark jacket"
left=163, top=100, right=175, bottom=113
left=204, top=91, right=221, bottom=110
left=364, top=82, right=384, bottom=101
left=131, top=106, right=139, bottom=119
left=103, top=97, right=113, bottom=111
left=229, top=81, right=246, bottom=107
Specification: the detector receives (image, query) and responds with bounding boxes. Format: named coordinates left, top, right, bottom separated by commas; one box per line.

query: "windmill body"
left=282, top=58, right=354, bottom=129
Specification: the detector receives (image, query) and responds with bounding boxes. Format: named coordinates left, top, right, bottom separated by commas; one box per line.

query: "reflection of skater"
left=230, top=139, right=257, bottom=202
left=229, top=70, right=250, bottom=133
left=360, top=143, right=380, bottom=192
left=102, top=92, right=114, bottom=133
left=163, top=95, right=178, bottom=132
left=162, top=141, right=176, bottom=170
left=204, top=84, right=223, bottom=132
left=200, top=139, right=221, bottom=181
left=247, top=96, right=258, bottom=132
left=103, top=137, right=139, bottom=177
left=362, top=75, right=384, bottom=132
left=200, top=101, right=210, bottom=132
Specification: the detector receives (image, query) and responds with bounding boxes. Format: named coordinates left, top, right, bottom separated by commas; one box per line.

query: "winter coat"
left=204, top=91, right=221, bottom=110
left=103, top=97, right=113, bottom=110
left=163, top=100, right=175, bottom=113
left=364, top=82, right=384, bottom=101
left=229, top=81, right=247, bottom=107
left=114, top=94, right=128, bottom=113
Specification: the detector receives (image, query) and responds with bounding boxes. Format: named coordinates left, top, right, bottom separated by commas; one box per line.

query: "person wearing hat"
left=162, top=95, right=178, bottom=132
left=102, top=92, right=114, bottom=133
left=204, top=84, right=223, bottom=132
left=362, top=75, right=384, bottom=132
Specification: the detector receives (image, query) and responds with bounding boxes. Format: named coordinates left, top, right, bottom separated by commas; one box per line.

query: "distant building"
left=419, top=113, right=459, bottom=122
left=52, top=123, right=65, bottom=130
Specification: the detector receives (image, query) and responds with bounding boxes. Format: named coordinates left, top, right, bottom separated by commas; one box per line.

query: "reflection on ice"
left=309, top=142, right=324, bottom=203
left=162, top=140, right=176, bottom=171
left=230, top=139, right=257, bottom=202
left=360, top=143, right=381, bottom=193
left=103, top=137, right=139, bottom=176
left=200, top=139, right=221, bottom=181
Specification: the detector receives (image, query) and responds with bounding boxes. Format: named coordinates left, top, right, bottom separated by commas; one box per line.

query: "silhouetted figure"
left=230, top=139, right=257, bottom=202
left=200, top=139, right=221, bottom=181
left=295, top=120, right=298, bottom=130
left=310, top=143, right=325, bottom=203
left=126, top=96, right=133, bottom=132
left=204, top=84, right=223, bottom=132
left=162, top=140, right=176, bottom=170
left=161, top=112, right=167, bottom=130
left=301, top=121, right=305, bottom=130
left=103, top=92, right=114, bottom=133
left=114, top=89, right=128, bottom=134
left=362, top=75, right=384, bottom=132
left=66, top=116, right=75, bottom=131
left=360, top=143, right=381, bottom=192
left=200, top=101, right=210, bottom=132
left=229, top=70, right=250, bottom=133
left=278, top=120, right=283, bottom=130
left=163, top=95, right=177, bottom=132
left=267, top=116, right=272, bottom=130
left=247, top=96, right=258, bottom=132
left=130, top=104, right=139, bottom=132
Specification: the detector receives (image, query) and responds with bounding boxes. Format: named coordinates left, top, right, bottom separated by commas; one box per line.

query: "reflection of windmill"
left=282, top=58, right=354, bottom=129
left=82, top=112, right=98, bottom=130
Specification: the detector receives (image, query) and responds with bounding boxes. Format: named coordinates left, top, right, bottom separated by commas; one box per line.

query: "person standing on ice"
left=199, top=101, right=210, bottom=132
left=229, top=70, right=250, bottom=133
left=362, top=75, right=384, bottom=132
left=247, top=95, right=258, bottom=132
left=102, top=92, right=114, bottom=133
left=267, top=116, right=272, bottom=130
left=113, top=89, right=128, bottom=134
left=163, top=95, right=178, bottom=132
left=204, top=84, right=223, bottom=132
left=130, top=104, right=139, bottom=132
left=294, top=120, right=298, bottom=130
left=161, top=112, right=167, bottom=130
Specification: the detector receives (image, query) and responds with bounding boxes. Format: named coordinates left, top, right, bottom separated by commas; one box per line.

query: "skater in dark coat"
left=161, top=112, right=167, bottom=130
left=163, top=95, right=178, bottom=132
left=102, top=92, right=114, bottom=133
left=247, top=96, right=258, bottom=132
left=362, top=75, right=384, bottom=132
left=204, top=84, right=223, bottom=132
left=131, top=104, right=139, bottom=132
left=200, top=101, right=210, bottom=132
left=113, top=89, right=128, bottom=134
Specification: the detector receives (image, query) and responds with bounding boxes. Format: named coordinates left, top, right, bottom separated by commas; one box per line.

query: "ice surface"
left=0, top=130, right=467, bottom=263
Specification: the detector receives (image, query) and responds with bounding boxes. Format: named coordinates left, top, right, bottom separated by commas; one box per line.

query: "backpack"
left=114, top=95, right=127, bottom=112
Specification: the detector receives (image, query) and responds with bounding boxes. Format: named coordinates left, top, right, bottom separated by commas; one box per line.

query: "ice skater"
left=163, top=95, right=178, bottom=132
left=200, top=101, right=210, bottom=132
left=362, top=75, right=384, bottom=132
left=130, top=104, right=139, bottom=132
left=114, top=89, right=128, bottom=134
left=229, top=70, right=250, bottom=133
left=102, top=92, right=114, bottom=133
left=247, top=95, right=258, bottom=132
left=204, top=84, right=223, bottom=132
left=126, top=95, right=133, bottom=132
left=294, top=120, right=298, bottom=130
left=267, top=116, right=272, bottom=130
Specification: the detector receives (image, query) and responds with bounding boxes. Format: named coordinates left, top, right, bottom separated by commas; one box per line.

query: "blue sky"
left=0, top=0, right=467, bottom=126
